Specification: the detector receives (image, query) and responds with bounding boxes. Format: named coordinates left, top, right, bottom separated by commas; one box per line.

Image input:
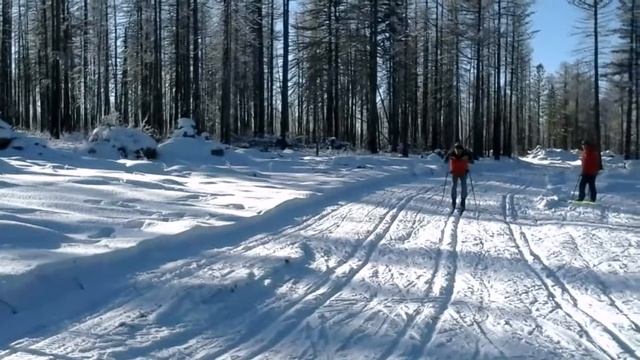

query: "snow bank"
left=0, top=119, right=15, bottom=143
left=626, top=160, right=640, bottom=171
left=7, top=136, right=50, bottom=153
left=601, top=151, right=627, bottom=169
left=471, top=156, right=535, bottom=175
left=423, top=153, right=444, bottom=163
left=0, top=121, right=51, bottom=156
left=527, top=146, right=578, bottom=162
left=0, top=221, right=69, bottom=249
left=330, top=155, right=373, bottom=169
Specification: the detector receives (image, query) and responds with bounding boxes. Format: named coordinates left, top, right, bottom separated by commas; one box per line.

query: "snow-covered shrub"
left=0, top=119, right=15, bottom=150
left=101, top=113, right=121, bottom=126
left=248, top=136, right=278, bottom=150
left=172, top=118, right=198, bottom=138
left=275, top=137, right=289, bottom=150
left=324, top=137, right=352, bottom=151
left=87, top=124, right=157, bottom=160
left=162, top=118, right=225, bottom=159
left=287, top=135, right=310, bottom=149
left=158, top=136, right=226, bottom=162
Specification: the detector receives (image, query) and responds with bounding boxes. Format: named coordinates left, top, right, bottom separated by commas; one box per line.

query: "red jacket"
left=581, top=146, right=602, bottom=176
left=446, top=149, right=473, bottom=177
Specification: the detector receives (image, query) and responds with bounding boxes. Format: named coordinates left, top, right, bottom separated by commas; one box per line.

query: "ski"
left=569, top=200, right=597, bottom=206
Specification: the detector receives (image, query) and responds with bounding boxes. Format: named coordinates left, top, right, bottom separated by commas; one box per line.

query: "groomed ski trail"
left=2, top=164, right=639, bottom=360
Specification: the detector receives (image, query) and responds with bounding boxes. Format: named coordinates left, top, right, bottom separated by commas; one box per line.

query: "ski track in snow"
left=298, top=188, right=457, bottom=360
left=1, top=184, right=436, bottom=360
left=1, top=154, right=639, bottom=360
left=291, top=193, right=441, bottom=359
left=505, top=193, right=639, bottom=360
left=383, top=210, right=462, bottom=360
left=566, top=229, right=640, bottom=332
left=212, top=185, right=433, bottom=359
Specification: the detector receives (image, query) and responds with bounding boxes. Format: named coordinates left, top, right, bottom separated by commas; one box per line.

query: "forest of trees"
left=0, top=0, right=638, bottom=159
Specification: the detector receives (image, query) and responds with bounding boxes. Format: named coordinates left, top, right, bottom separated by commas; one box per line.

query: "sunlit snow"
left=0, top=136, right=638, bottom=359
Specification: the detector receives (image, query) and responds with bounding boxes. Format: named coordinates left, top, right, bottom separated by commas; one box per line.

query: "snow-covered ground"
left=0, top=139, right=638, bottom=359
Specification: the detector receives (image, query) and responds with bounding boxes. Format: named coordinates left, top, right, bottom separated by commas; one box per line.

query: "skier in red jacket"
left=444, top=143, right=474, bottom=211
left=577, top=139, right=603, bottom=202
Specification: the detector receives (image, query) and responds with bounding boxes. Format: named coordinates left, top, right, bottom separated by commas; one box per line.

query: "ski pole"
left=571, top=175, right=581, bottom=200
left=440, top=171, right=449, bottom=208
left=469, top=172, right=478, bottom=213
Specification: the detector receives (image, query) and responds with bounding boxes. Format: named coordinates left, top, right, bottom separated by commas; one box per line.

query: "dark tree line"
left=0, top=0, right=637, bottom=158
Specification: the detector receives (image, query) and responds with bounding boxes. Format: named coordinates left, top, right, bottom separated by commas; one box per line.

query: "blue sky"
left=531, top=0, right=583, bottom=73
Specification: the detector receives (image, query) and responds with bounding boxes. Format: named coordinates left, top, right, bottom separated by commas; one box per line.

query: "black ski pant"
left=578, top=174, right=597, bottom=202
left=451, top=174, right=468, bottom=208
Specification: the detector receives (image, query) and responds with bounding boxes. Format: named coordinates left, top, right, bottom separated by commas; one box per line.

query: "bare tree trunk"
left=18, top=1, right=32, bottom=129
left=281, top=0, right=289, bottom=140
left=325, top=2, right=334, bottom=139
left=50, top=0, right=61, bottom=138
left=412, top=25, right=419, bottom=149
left=0, top=0, right=12, bottom=122
left=401, top=0, right=409, bottom=157
left=493, top=0, right=502, bottom=159
left=431, top=0, right=440, bottom=150
left=181, top=0, right=191, bottom=118
left=121, top=29, right=129, bottom=124
left=536, top=85, right=541, bottom=147
left=83, top=0, right=89, bottom=130
left=103, top=0, right=110, bottom=115
left=562, top=68, right=569, bottom=149
left=625, top=0, right=635, bottom=159
left=506, top=13, right=517, bottom=157
left=454, top=2, right=460, bottom=143
left=389, top=4, right=399, bottom=152
left=634, top=25, right=640, bottom=160
left=421, top=0, right=429, bottom=150
left=112, top=0, right=118, bottom=114
left=268, top=0, right=274, bottom=134
left=62, top=0, right=71, bottom=132
left=252, top=0, right=265, bottom=136
left=41, top=0, right=49, bottom=132
left=193, top=0, right=201, bottom=132
left=367, top=0, right=378, bottom=153
left=153, top=0, right=163, bottom=133
left=574, top=69, right=580, bottom=148
left=332, top=0, right=340, bottom=139
left=220, top=0, right=232, bottom=143
left=473, top=0, right=484, bottom=157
